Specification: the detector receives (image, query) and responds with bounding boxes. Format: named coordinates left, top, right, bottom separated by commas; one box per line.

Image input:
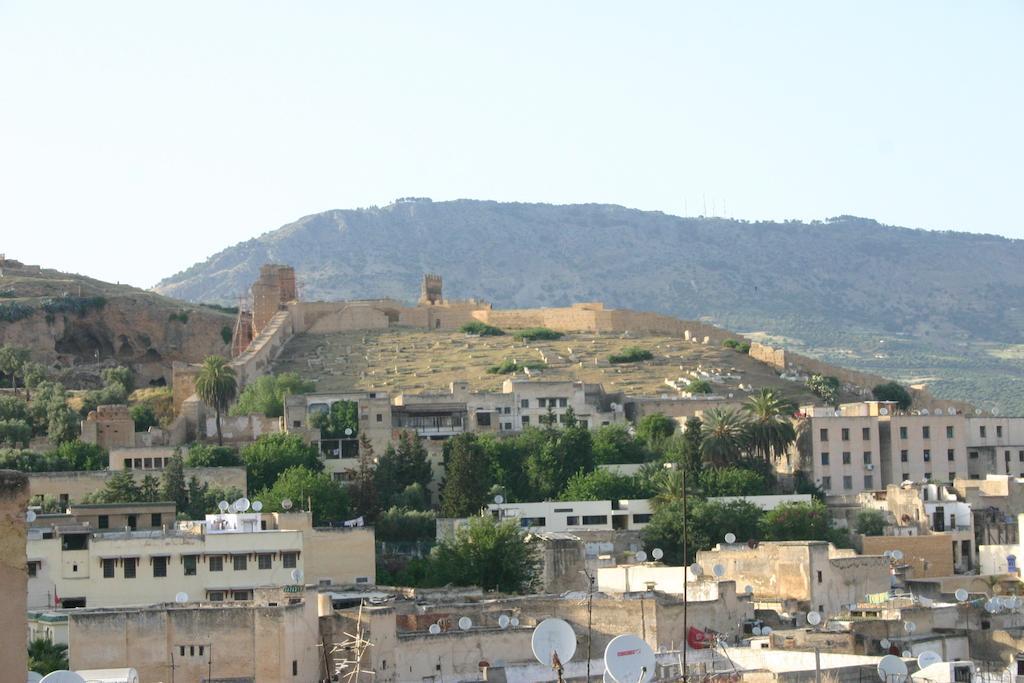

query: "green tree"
left=635, top=413, right=677, bottom=449
left=0, top=345, right=30, bottom=390
left=47, top=404, right=78, bottom=445
left=88, top=470, right=142, bottom=503
left=102, top=365, right=134, bottom=394
left=240, top=433, right=322, bottom=492
left=184, top=443, right=241, bottom=467
left=481, top=433, right=531, bottom=502
left=28, top=637, right=68, bottom=675
left=161, top=454, right=189, bottom=511
left=440, top=433, right=493, bottom=517
left=140, top=473, right=161, bottom=501
left=592, top=424, right=648, bottom=465
left=257, top=466, right=349, bottom=525
left=700, top=408, right=749, bottom=467
left=677, top=417, right=705, bottom=481
left=374, top=506, right=437, bottom=542
left=0, top=419, right=32, bottom=447
left=761, top=501, right=834, bottom=541
left=375, top=431, right=432, bottom=509
left=685, top=378, right=713, bottom=394
left=47, top=440, right=107, bottom=470
left=699, top=467, right=770, bottom=496
left=350, top=433, right=379, bottom=520
left=872, top=381, right=912, bottom=410
left=640, top=500, right=687, bottom=564
left=559, top=468, right=651, bottom=501
left=130, top=403, right=159, bottom=431
left=855, top=508, right=887, bottom=536
left=22, top=361, right=48, bottom=401
left=526, top=421, right=594, bottom=500
left=194, top=355, right=237, bottom=446
left=608, top=346, right=654, bottom=363
left=431, top=515, right=540, bottom=593
left=689, top=500, right=764, bottom=552
left=310, top=399, right=359, bottom=439
left=743, top=388, right=797, bottom=463
left=230, top=372, right=314, bottom=417
left=806, top=374, right=840, bottom=406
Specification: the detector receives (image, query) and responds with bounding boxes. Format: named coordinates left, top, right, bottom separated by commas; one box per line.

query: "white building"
left=488, top=499, right=653, bottom=533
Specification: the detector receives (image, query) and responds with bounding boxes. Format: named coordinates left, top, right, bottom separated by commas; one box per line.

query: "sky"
left=1, top=2, right=1022, bottom=287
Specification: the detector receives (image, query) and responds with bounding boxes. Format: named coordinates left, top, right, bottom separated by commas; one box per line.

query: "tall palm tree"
left=195, top=355, right=237, bottom=446
left=744, top=388, right=797, bottom=463
left=700, top=407, right=749, bottom=468
left=652, top=467, right=684, bottom=511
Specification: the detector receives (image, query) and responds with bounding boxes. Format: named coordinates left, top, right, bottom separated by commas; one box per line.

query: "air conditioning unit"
left=866, top=464, right=875, bottom=471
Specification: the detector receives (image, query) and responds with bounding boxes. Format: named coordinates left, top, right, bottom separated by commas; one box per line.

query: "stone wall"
left=861, top=534, right=956, bottom=578
left=29, top=466, right=247, bottom=504
left=203, top=414, right=280, bottom=443
left=0, top=470, right=29, bottom=676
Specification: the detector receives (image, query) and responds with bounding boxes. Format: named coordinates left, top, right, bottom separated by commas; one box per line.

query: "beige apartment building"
left=28, top=466, right=248, bottom=508
left=965, top=417, right=1024, bottom=478
left=803, top=414, right=883, bottom=495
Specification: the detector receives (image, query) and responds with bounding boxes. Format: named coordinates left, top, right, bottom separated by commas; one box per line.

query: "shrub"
left=40, top=296, right=106, bottom=316
left=487, top=359, right=546, bottom=374
left=872, top=381, right=912, bottom=410
left=722, top=339, right=751, bottom=353
left=168, top=311, right=189, bottom=323
left=0, top=302, right=34, bottom=322
left=609, top=346, right=654, bottom=364
left=686, top=378, right=713, bottom=394
left=460, top=321, right=504, bottom=336
left=855, top=509, right=886, bottom=536
left=514, top=327, right=563, bottom=341
left=220, top=325, right=233, bottom=345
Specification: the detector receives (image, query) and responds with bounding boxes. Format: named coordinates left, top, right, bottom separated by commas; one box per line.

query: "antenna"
left=291, top=568, right=304, bottom=583
left=531, top=618, right=577, bottom=678
left=635, top=550, right=648, bottom=563
left=458, top=616, right=472, bottom=631
left=498, top=615, right=511, bottom=629
left=880, top=638, right=891, bottom=650
left=724, top=532, right=736, bottom=544
left=651, top=548, right=664, bottom=561
left=903, top=620, right=916, bottom=633
left=712, top=563, right=726, bottom=577
left=218, top=500, right=230, bottom=513
left=175, top=592, right=189, bottom=603
left=689, top=563, right=703, bottom=577
left=281, top=498, right=294, bottom=510
left=252, top=501, right=263, bottom=512
left=25, top=509, right=36, bottom=523
left=510, top=617, right=519, bottom=628
left=876, top=655, right=908, bottom=683
left=39, top=674, right=86, bottom=683
left=429, top=623, right=441, bottom=635
left=917, top=652, right=942, bottom=669
left=234, top=497, right=251, bottom=512
left=603, top=634, right=655, bottom=682
left=806, top=611, right=822, bottom=626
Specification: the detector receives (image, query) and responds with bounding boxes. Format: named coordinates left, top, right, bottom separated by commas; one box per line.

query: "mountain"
left=154, top=199, right=1024, bottom=414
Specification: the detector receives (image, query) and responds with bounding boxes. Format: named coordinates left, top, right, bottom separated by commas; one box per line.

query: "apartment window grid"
left=209, top=556, right=224, bottom=572
left=841, top=428, right=850, bottom=441
left=821, top=452, right=829, bottom=466
left=862, top=427, right=871, bottom=440
left=863, top=451, right=872, bottom=465
left=922, top=426, right=931, bottom=439
left=946, top=426, right=955, bottom=438
left=899, top=426, right=908, bottom=439
left=124, top=558, right=137, bottom=579
left=864, top=475, right=874, bottom=489
left=948, top=449, right=956, bottom=462
left=258, top=553, right=272, bottom=570
left=820, top=428, right=829, bottom=441
left=842, top=452, right=851, bottom=465
left=821, top=476, right=832, bottom=491
left=842, top=475, right=853, bottom=490
left=924, top=449, right=931, bottom=462
left=900, top=450, right=909, bottom=462
left=997, top=426, right=1004, bottom=438
left=282, top=552, right=298, bottom=569
left=153, top=556, right=167, bottom=578
left=233, top=555, right=247, bottom=571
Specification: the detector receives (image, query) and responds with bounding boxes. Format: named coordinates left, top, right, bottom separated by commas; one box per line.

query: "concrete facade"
left=0, top=470, right=30, bottom=677
left=28, top=466, right=248, bottom=506
left=488, top=498, right=654, bottom=533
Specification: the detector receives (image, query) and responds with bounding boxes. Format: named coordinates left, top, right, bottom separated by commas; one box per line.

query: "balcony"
left=393, top=413, right=466, bottom=437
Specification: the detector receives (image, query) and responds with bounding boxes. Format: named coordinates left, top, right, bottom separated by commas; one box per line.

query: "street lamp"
left=664, top=461, right=689, bottom=682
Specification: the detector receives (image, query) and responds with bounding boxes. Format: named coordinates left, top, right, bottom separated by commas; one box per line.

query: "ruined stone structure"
left=80, top=404, right=136, bottom=450
left=251, top=263, right=297, bottom=333
left=418, top=273, right=443, bottom=305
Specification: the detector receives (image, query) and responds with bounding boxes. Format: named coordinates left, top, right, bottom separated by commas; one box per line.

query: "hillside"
left=0, top=259, right=234, bottom=388
left=154, top=200, right=1024, bottom=414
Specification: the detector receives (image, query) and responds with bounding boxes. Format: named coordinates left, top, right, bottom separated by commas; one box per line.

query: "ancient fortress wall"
left=230, top=309, right=294, bottom=386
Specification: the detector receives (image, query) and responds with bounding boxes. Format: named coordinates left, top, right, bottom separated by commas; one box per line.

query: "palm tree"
left=700, top=407, right=749, bottom=468
left=28, top=638, right=68, bottom=675
left=652, top=466, right=684, bottom=510
left=195, top=355, right=237, bottom=446
left=744, top=388, right=797, bottom=463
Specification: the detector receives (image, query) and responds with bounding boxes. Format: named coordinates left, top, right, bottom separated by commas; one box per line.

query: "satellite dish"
left=904, top=621, right=916, bottom=633
left=954, top=588, right=969, bottom=602
left=947, top=407, right=956, bottom=416
left=604, top=634, right=656, bottom=683
left=27, top=673, right=43, bottom=683
left=344, top=428, right=353, bottom=436
left=879, top=408, right=889, bottom=416
left=498, top=614, right=511, bottom=629
left=429, top=623, right=441, bottom=635
left=807, top=611, right=822, bottom=626
left=235, top=497, right=251, bottom=512
left=652, top=548, right=664, bottom=560
left=458, top=616, right=472, bottom=631
left=762, top=626, right=773, bottom=635
left=494, top=494, right=504, bottom=505
left=281, top=498, right=293, bottom=510
left=635, top=550, right=648, bottom=563
left=724, top=532, right=736, bottom=544
left=744, top=585, right=753, bottom=594
left=510, top=616, right=520, bottom=628
left=175, top=592, right=189, bottom=603
left=252, top=501, right=263, bottom=512
left=752, top=626, right=763, bottom=636
left=891, top=550, right=904, bottom=561
left=291, top=568, right=304, bottom=583
left=921, top=409, right=929, bottom=416
left=604, top=673, right=616, bottom=683
left=985, top=600, right=998, bottom=614
left=883, top=550, right=893, bottom=559
left=39, top=673, right=86, bottom=683
left=218, top=500, right=230, bottom=512
left=25, top=510, right=36, bottom=523
left=917, top=652, right=942, bottom=669
left=531, top=618, right=577, bottom=668
left=877, top=654, right=908, bottom=683
left=713, top=563, right=726, bottom=577
left=902, top=651, right=912, bottom=658
left=880, top=638, right=891, bottom=649
left=689, top=563, right=703, bottom=577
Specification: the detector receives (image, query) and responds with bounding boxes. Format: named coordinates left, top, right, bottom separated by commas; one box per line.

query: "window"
left=566, top=516, right=579, bottom=526
left=864, top=475, right=874, bottom=489
left=258, top=553, right=272, bottom=570
left=820, top=452, right=830, bottom=465
left=980, top=426, right=987, bottom=438
left=476, top=412, right=491, bottom=427
left=143, top=458, right=152, bottom=468
left=208, top=591, right=224, bottom=602
left=899, top=426, right=908, bottom=439
left=863, top=451, right=872, bottom=465
left=27, top=561, right=39, bottom=577
left=124, top=458, right=133, bottom=469
left=538, top=398, right=546, bottom=407
left=948, top=449, right=956, bottom=462
left=375, top=413, right=382, bottom=423
left=559, top=398, right=568, bottom=407
left=842, top=452, right=851, bottom=465
left=183, top=555, right=197, bottom=576
left=841, top=428, right=850, bottom=441
left=924, top=449, right=931, bottom=462
left=232, top=590, right=252, bottom=601
left=127, top=515, right=137, bottom=529
left=817, top=570, right=823, bottom=583
left=632, top=513, right=653, bottom=524
left=233, top=555, right=247, bottom=571
left=62, top=534, right=88, bottom=550
left=902, top=472, right=909, bottom=481
left=102, top=558, right=115, bottom=578
left=282, top=552, right=298, bottom=568
left=821, top=476, right=832, bottom=490
left=293, top=420, right=301, bottom=428
left=520, top=517, right=547, bottom=527
left=819, top=428, right=829, bottom=441
left=946, top=426, right=955, bottom=438
left=924, top=472, right=931, bottom=481
left=1020, top=451, right=1024, bottom=462
left=901, top=450, right=909, bottom=462
left=151, top=513, right=161, bottom=527
left=209, top=556, right=223, bottom=572
left=862, top=427, right=871, bottom=440
left=293, top=660, right=298, bottom=677
left=521, top=416, right=530, bottom=426
left=970, top=451, right=979, bottom=459
left=997, top=426, right=1004, bottom=438
left=843, top=475, right=853, bottom=490
left=503, top=423, right=512, bottom=431
left=521, top=399, right=529, bottom=408
left=922, top=426, right=930, bottom=439
left=124, top=558, right=137, bottom=579
left=98, top=515, right=109, bottom=529
left=582, top=515, right=608, bottom=525
left=152, top=556, right=168, bottom=577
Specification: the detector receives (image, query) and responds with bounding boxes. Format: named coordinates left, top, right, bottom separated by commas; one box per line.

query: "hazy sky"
left=1, top=2, right=1021, bottom=287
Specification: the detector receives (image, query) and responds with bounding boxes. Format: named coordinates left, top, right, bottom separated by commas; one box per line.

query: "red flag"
left=54, top=585, right=60, bottom=607
left=688, top=626, right=711, bottom=649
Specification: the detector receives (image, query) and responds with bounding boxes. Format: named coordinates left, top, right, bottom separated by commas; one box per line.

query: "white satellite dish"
left=235, top=497, right=251, bottom=512
left=252, top=501, right=263, bottom=512
left=27, top=673, right=43, bottom=683
left=218, top=500, right=230, bottom=512
left=281, top=498, right=293, bottom=510
left=635, top=550, right=648, bottom=563
left=39, top=673, right=86, bottom=683
left=510, top=616, right=520, bottom=628
left=725, top=532, right=737, bottom=544
left=429, top=623, right=441, bottom=635
left=458, top=616, right=472, bottom=631
left=985, top=600, right=998, bottom=614
left=947, top=407, right=956, bottom=416
left=713, top=563, right=726, bottom=577
left=652, top=548, right=664, bottom=561
left=917, top=652, right=942, bottom=669
left=879, top=408, right=889, bottom=416
left=494, top=494, right=504, bottom=505
left=689, top=563, right=703, bottom=577
left=744, top=585, right=753, bottom=594
left=604, top=673, right=616, bottom=683
left=498, top=614, right=511, bottom=629
left=891, top=550, right=904, bottom=561
left=880, top=638, right=891, bottom=649
left=904, top=621, right=916, bottom=633
left=901, top=651, right=912, bottom=658
left=752, top=626, right=763, bottom=636
left=807, top=611, right=822, bottom=626
left=25, top=510, right=36, bottom=523
left=877, top=654, right=908, bottom=683
left=291, top=568, right=304, bottom=583
left=531, top=618, right=577, bottom=668
left=175, top=592, right=188, bottom=603
left=954, top=588, right=969, bottom=602
left=344, top=428, right=353, bottom=436
left=762, top=626, right=773, bottom=635
left=921, top=409, right=929, bottom=416
left=604, top=634, right=656, bottom=683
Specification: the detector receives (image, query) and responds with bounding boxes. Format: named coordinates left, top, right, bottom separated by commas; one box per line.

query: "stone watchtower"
left=252, top=264, right=297, bottom=334
left=419, top=273, right=443, bottom=306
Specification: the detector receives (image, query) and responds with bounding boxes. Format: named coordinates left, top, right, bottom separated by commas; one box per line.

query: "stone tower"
left=252, top=264, right=297, bottom=334
left=419, top=273, right=443, bottom=306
